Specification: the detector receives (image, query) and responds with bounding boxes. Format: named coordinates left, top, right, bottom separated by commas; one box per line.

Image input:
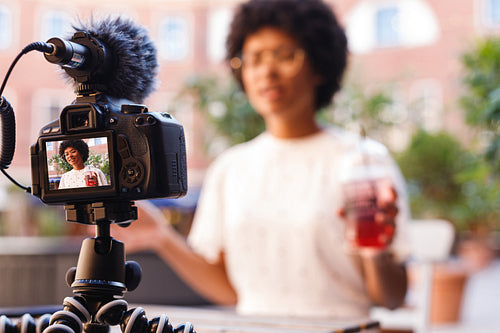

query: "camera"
left=0, top=18, right=197, bottom=333
left=26, top=24, right=187, bottom=224
left=30, top=93, right=188, bottom=206
left=0, top=18, right=189, bottom=224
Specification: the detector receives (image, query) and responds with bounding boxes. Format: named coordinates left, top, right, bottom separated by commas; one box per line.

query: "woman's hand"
left=338, top=181, right=399, bottom=249
left=111, top=201, right=238, bottom=305
left=111, top=200, right=173, bottom=253
left=374, top=184, right=398, bottom=245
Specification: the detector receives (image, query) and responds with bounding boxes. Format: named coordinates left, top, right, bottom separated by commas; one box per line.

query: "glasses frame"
left=231, top=46, right=306, bottom=78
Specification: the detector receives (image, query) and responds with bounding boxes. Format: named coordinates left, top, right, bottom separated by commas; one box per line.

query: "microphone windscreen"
left=72, top=16, right=159, bottom=104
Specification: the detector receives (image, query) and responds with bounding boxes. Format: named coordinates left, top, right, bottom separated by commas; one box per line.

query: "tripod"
left=0, top=201, right=196, bottom=333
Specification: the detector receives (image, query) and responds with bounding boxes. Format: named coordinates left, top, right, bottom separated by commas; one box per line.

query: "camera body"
left=30, top=93, right=188, bottom=205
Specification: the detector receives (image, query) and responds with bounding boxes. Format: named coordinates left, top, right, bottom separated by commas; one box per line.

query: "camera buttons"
left=117, top=134, right=144, bottom=188
left=121, top=104, right=148, bottom=114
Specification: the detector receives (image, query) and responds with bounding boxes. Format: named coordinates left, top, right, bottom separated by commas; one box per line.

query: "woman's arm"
left=111, top=201, right=237, bottom=305
left=358, top=250, right=407, bottom=309
left=153, top=225, right=237, bottom=305
left=341, top=179, right=408, bottom=309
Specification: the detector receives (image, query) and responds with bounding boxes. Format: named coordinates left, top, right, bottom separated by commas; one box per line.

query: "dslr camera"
left=28, top=25, right=187, bottom=224
left=30, top=94, right=188, bottom=204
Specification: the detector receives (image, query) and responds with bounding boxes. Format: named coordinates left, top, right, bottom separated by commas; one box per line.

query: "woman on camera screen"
left=58, top=139, right=108, bottom=189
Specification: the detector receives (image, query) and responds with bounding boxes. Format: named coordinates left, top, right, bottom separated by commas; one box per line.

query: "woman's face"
left=240, top=27, right=321, bottom=126
left=64, top=147, right=85, bottom=170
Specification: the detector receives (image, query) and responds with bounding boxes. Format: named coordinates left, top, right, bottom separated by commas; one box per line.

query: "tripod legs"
left=0, top=297, right=195, bottom=333
left=0, top=218, right=196, bottom=333
left=40, top=233, right=197, bottom=333
left=0, top=313, right=50, bottom=333
left=43, top=297, right=195, bottom=333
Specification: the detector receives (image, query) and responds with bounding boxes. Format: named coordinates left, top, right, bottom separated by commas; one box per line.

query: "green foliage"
left=396, top=130, right=465, bottom=221
left=454, top=158, right=500, bottom=232
left=86, top=152, right=110, bottom=182
left=319, top=84, right=398, bottom=148
left=327, top=84, right=395, bottom=130
left=175, top=74, right=265, bottom=150
left=48, top=154, right=72, bottom=174
left=396, top=130, right=500, bottom=232
left=36, top=205, right=66, bottom=236
left=460, top=36, right=500, bottom=171
left=456, top=35, right=500, bottom=233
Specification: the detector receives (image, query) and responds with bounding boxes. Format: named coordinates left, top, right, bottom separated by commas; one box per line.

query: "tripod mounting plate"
left=64, top=200, right=137, bottom=225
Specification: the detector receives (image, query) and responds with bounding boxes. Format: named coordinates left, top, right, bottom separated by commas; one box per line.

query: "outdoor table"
left=0, top=304, right=380, bottom=333
left=116, top=305, right=381, bottom=333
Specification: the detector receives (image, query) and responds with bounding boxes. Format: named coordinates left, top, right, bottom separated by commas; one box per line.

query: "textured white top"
left=58, top=165, right=108, bottom=189
left=188, top=127, right=410, bottom=319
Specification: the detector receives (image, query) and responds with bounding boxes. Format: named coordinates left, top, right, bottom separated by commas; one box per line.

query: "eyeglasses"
left=230, top=46, right=305, bottom=77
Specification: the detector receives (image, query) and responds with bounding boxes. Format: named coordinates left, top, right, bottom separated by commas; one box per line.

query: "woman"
left=58, top=139, right=108, bottom=189
left=114, top=0, right=409, bottom=319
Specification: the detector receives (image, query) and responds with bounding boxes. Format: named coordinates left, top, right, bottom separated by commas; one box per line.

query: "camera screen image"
left=45, top=136, right=111, bottom=191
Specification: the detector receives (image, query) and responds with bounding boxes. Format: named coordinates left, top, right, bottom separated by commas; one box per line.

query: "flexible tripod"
left=0, top=201, right=196, bottom=333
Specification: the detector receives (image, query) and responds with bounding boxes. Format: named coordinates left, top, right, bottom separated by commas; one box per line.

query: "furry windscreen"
left=71, top=16, right=159, bottom=104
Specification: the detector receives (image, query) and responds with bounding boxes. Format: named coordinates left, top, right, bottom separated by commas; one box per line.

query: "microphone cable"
left=0, top=41, right=54, bottom=193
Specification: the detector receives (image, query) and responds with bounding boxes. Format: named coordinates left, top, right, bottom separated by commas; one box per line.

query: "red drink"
left=343, top=179, right=393, bottom=249
left=84, top=171, right=98, bottom=187
left=354, top=217, right=387, bottom=248
left=339, top=131, right=397, bottom=250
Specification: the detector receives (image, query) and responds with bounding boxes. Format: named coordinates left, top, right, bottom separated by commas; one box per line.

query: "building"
left=0, top=0, right=240, bottom=187
left=0, top=0, right=498, bottom=187
left=334, top=0, right=500, bottom=150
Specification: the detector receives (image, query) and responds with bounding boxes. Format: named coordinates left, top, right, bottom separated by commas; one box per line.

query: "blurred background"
left=0, top=0, right=500, bottom=331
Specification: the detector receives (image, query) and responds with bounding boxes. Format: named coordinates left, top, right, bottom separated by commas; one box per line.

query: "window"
left=207, top=8, right=231, bottom=62
left=346, top=0, right=439, bottom=53
left=409, top=79, right=443, bottom=132
left=0, top=5, right=12, bottom=50
left=40, top=10, right=72, bottom=41
left=90, top=137, right=107, bottom=146
left=375, top=6, right=400, bottom=47
left=485, top=0, right=500, bottom=25
left=158, top=16, right=189, bottom=61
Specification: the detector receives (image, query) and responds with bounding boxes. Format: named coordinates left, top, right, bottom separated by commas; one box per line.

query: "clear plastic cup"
left=84, top=171, right=98, bottom=187
left=339, top=134, right=395, bottom=249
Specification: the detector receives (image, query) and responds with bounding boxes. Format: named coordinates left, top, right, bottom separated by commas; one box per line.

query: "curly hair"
left=226, top=0, right=348, bottom=111
left=59, top=139, right=89, bottom=163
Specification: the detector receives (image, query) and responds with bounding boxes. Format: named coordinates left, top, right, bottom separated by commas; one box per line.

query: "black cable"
left=0, top=97, right=15, bottom=169
left=1, top=169, right=29, bottom=192
left=0, top=41, right=53, bottom=193
left=0, top=42, right=53, bottom=96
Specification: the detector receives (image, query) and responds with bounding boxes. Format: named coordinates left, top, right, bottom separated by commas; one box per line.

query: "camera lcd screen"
left=45, top=136, right=112, bottom=191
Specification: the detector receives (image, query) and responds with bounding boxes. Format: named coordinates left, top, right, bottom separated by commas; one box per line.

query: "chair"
left=370, top=219, right=456, bottom=333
